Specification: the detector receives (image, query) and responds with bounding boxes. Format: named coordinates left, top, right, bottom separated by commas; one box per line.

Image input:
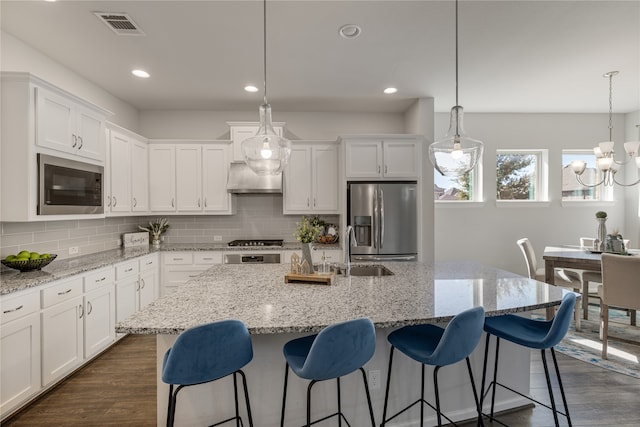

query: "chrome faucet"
left=344, top=225, right=357, bottom=276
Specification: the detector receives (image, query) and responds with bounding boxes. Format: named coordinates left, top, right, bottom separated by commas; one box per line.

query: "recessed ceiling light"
left=131, top=69, right=150, bottom=79
left=384, top=87, right=398, bottom=94
left=339, top=24, right=362, bottom=39
left=244, top=85, right=259, bottom=93
left=44, top=0, right=57, bottom=2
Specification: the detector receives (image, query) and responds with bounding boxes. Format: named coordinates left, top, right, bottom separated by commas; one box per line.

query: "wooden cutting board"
left=284, top=272, right=335, bottom=285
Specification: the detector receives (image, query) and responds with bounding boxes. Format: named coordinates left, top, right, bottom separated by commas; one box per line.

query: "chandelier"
left=571, top=71, right=640, bottom=187
left=428, top=0, right=483, bottom=177
left=241, top=0, right=291, bottom=176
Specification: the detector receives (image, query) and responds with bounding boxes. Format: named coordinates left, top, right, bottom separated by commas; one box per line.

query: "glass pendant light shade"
left=241, top=103, right=291, bottom=176
left=429, top=105, right=483, bottom=177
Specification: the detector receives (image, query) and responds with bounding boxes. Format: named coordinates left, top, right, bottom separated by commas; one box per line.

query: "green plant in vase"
left=139, top=218, right=170, bottom=246
left=295, top=216, right=323, bottom=271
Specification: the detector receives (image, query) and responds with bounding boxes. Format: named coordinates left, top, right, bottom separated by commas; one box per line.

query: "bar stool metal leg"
left=280, top=363, right=289, bottom=427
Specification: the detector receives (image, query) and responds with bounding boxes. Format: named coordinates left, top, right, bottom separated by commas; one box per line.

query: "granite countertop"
left=0, top=242, right=341, bottom=295
left=116, top=261, right=570, bottom=336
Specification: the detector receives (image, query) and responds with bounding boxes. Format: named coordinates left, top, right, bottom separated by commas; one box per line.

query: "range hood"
left=226, top=162, right=282, bottom=194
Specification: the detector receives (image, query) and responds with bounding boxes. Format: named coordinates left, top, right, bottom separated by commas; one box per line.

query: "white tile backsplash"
left=1, top=194, right=339, bottom=262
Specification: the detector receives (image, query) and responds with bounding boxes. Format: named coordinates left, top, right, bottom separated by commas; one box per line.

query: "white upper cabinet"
left=35, top=86, right=106, bottom=162
left=1, top=72, right=111, bottom=221
left=343, top=136, right=421, bottom=179
left=105, top=125, right=149, bottom=215
left=176, top=145, right=203, bottom=212
left=149, top=144, right=177, bottom=212
left=284, top=142, right=339, bottom=214
left=149, top=141, right=233, bottom=215
left=202, top=144, right=233, bottom=213
left=227, top=122, right=285, bottom=162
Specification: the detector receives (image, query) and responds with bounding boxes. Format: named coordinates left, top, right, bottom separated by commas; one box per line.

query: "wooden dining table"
left=543, top=245, right=640, bottom=321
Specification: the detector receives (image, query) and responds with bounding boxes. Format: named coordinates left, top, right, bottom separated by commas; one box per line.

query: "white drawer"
left=116, top=260, right=139, bottom=280
left=139, top=254, right=158, bottom=271
left=41, top=277, right=83, bottom=308
left=83, top=267, right=115, bottom=293
left=194, top=252, right=222, bottom=264
left=1, top=290, right=40, bottom=324
left=164, top=266, right=209, bottom=284
left=164, top=253, right=193, bottom=265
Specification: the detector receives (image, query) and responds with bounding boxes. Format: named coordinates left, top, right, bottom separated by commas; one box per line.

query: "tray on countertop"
left=284, top=272, right=335, bottom=285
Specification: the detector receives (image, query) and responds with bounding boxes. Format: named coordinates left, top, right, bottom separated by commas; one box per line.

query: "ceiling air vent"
left=94, top=12, right=145, bottom=36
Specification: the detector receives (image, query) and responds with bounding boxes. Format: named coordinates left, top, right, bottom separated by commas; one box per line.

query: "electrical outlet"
left=69, top=246, right=79, bottom=255
left=368, top=370, right=381, bottom=390
left=214, top=235, right=222, bottom=241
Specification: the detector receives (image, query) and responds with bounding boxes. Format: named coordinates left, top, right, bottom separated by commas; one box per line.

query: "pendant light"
left=428, top=0, right=483, bottom=177
left=241, top=0, right=291, bottom=176
left=571, top=71, right=640, bottom=187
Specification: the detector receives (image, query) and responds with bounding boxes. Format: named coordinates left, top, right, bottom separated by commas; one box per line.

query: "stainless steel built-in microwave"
left=38, top=154, right=104, bottom=215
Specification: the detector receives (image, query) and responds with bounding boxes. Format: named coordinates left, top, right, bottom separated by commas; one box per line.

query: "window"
left=496, top=150, right=547, bottom=201
left=562, top=150, right=610, bottom=201
left=434, top=168, right=482, bottom=202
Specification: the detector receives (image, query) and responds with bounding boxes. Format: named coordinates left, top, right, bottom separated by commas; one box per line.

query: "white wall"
left=0, top=31, right=139, bottom=131
left=433, top=112, right=632, bottom=276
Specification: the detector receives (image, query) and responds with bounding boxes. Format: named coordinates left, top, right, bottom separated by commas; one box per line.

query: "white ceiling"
left=1, top=0, right=639, bottom=114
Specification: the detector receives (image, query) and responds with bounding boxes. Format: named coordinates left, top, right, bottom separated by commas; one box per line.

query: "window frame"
left=561, top=149, right=613, bottom=204
left=434, top=155, right=484, bottom=204
left=495, top=149, right=548, bottom=203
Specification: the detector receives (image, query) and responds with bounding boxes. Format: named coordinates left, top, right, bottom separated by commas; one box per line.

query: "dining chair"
left=599, top=253, right=640, bottom=359
left=516, top=238, right=582, bottom=329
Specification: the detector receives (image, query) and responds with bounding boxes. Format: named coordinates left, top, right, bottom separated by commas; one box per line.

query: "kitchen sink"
left=343, top=265, right=394, bottom=277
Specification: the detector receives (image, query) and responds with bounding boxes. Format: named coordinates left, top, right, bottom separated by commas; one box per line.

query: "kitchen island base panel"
left=156, top=328, right=531, bottom=426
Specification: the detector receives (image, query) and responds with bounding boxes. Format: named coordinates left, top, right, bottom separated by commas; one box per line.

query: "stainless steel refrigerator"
left=347, top=182, right=417, bottom=261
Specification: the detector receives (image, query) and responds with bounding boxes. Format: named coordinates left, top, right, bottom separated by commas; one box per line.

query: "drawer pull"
left=96, top=277, right=106, bottom=283
left=58, top=288, right=72, bottom=295
left=125, top=267, right=134, bottom=272
left=202, top=257, right=213, bottom=260
left=87, top=301, right=93, bottom=315
left=3, top=305, right=23, bottom=314
left=146, top=261, right=153, bottom=265
left=188, top=274, right=198, bottom=278
left=173, top=258, right=184, bottom=261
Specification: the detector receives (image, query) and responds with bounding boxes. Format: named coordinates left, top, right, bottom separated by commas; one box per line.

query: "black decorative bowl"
left=1, top=254, right=57, bottom=272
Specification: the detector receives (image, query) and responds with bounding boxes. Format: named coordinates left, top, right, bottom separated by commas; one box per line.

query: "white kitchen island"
left=117, top=261, right=571, bottom=427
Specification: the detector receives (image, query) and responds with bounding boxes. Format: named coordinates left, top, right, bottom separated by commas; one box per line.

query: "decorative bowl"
left=316, top=224, right=339, bottom=244
left=1, top=254, right=57, bottom=272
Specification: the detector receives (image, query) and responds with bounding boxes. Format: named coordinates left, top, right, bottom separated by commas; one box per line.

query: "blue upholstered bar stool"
left=162, top=319, right=254, bottom=427
left=480, top=293, right=576, bottom=427
left=381, top=306, right=486, bottom=427
left=280, top=317, right=377, bottom=427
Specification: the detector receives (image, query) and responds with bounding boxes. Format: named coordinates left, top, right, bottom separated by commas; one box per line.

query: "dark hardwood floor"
left=3, top=335, right=639, bottom=426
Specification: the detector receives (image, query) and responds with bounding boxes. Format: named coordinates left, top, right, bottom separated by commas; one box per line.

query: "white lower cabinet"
left=1, top=290, right=41, bottom=416
left=161, top=251, right=222, bottom=296
left=0, top=253, right=159, bottom=421
left=41, top=294, right=84, bottom=387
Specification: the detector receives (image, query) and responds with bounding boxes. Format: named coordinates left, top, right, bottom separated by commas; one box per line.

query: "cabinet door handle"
left=136, top=280, right=140, bottom=291
left=197, top=198, right=201, bottom=208
left=141, top=278, right=146, bottom=289
left=133, top=197, right=137, bottom=208
left=377, top=165, right=381, bottom=174
left=58, top=288, right=72, bottom=296
left=79, top=304, right=84, bottom=319
left=107, top=196, right=112, bottom=207
left=384, top=165, right=388, bottom=174
left=3, top=305, right=23, bottom=314
left=113, top=196, right=117, bottom=207
left=78, top=136, right=83, bottom=149
left=87, top=301, right=93, bottom=315
left=204, top=198, right=208, bottom=208
left=171, top=198, right=175, bottom=208
left=313, top=198, right=316, bottom=207
left=307, top=198, right=310, bottom=207
left=72, top=134, right=77, bottom=148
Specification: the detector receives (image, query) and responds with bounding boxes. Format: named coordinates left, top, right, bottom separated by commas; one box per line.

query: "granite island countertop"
left=116, top=261, right=571, bottom=335
left=0, top=242, right=340, bottom=295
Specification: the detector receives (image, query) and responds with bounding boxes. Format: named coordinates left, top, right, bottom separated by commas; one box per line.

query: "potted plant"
left=139, top=218, right=170, bottom=247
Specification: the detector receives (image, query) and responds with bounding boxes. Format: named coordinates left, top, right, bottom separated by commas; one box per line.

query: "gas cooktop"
left=227, top=239, right=284, bottom=247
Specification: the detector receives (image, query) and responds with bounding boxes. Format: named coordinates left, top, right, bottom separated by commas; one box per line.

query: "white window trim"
left=496, top=149, right=548, bottom=202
